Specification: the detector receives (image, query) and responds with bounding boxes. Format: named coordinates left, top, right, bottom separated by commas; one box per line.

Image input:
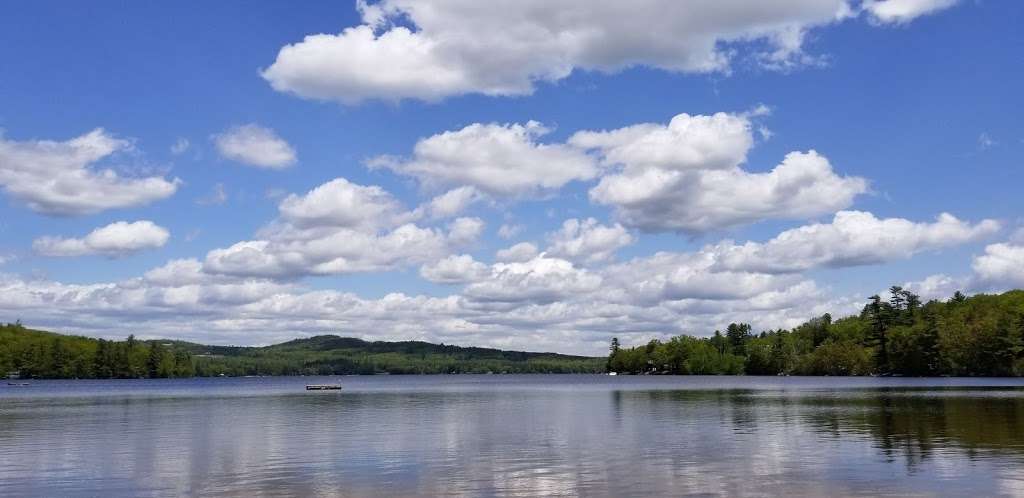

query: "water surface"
left=2, top=375, right=1024, bottom=497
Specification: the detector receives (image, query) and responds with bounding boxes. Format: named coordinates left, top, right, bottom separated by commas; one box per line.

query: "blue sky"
left=1, top=0, right=1022, bottom=354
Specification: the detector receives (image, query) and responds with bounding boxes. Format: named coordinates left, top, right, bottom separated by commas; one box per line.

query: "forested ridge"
left=608, top=288, right=1024, bottom=376
left=0, top=328, right=604, bottom=379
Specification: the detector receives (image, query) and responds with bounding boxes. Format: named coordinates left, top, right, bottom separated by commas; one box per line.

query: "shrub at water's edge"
left=608, top=288, right=1024, bottom=376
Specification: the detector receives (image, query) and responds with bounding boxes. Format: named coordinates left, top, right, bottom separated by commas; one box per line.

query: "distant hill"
left=0, top=325, right=605, bottom=379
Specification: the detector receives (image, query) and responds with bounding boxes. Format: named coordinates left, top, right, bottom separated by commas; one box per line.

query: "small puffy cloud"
left=496, top=242, right=539, bottom=263
left=711, top=211, right=1000, bottom=273
left=262, top=0, right=854, bottom=103
left=546, top=218, right=633, bottom=264
left=196, top=183, right=228, bottom=206
left=972, top=243, right=1024, bottom=289
left=901, top=274, right=964, bottom=302
left=977, top=132, right=996, bottom=150
left=447, top=217, right=485, bottom=246
left=497, top=223, right=523, bottom=240
left=33, top=220, right=170, bottom=258
left=420, top=254, right=488, bottom=284
left=213, top=124, right=296, bottom=169
left=170, top=138, right=190, bottom=155
left=0, top=128, right=179, bottom=216
left=464, top=254, right=602, bottom=304
left=414, top=186, right=482, bottom=219
left=143, top=258, right=209, bottom=287
left=591, top=149, right=868, bottom=233
left=863, top=0, right=959, bottom=24
left=370, top=121, right=597, bottom=197
left=278, top=177, right=405, bottom=230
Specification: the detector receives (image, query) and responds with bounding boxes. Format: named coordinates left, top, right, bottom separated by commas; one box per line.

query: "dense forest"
left=0, top=328, right=604, bottom=379
left=608, top=288, right=1024, bottom=377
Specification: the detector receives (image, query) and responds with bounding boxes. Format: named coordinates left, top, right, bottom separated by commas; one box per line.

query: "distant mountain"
left=0, top=326, right=605, bottom=379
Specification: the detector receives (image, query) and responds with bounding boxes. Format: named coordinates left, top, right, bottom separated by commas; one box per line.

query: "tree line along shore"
left=608, top=288, right=1024, bottom=377
left=3, top=288, right=1023, bottom=379
left=0, top=328, right=604, bottom=379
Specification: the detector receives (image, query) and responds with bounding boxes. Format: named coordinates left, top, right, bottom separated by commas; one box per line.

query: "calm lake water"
left=2, top=375, right=1024, bottom=497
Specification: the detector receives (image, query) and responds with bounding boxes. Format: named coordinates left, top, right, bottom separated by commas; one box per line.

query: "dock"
left=305, top=384, right=342, bottom=390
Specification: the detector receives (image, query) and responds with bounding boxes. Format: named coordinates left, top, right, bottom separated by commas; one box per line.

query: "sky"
left=1, top=0, right=1022, bottom=355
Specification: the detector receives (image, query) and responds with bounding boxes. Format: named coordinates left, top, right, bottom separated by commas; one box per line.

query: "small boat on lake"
left=305, top=384, right=342, bottom=390
left=7, top=382, right=30, bottom=386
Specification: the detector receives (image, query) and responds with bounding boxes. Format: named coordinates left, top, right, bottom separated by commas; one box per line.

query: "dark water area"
left=2, top=375, right=1024, bottom=497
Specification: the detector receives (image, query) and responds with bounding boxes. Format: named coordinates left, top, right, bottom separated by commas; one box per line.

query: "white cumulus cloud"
left=0, top=129, right=180, bottom=216
left=465, top=254, right=602, bottom=304
left=863, top=0, right=959, bottom=24
left=278, top=177, right=405, bottom=229
left=972, top=243, right=1024, bottom=289
left=370, top=121, right=597, bottom=197
left=591, top=148, right=867, bottom=233
left=546, top=218, right=633, bottom=264
left=262, top=0, right=856, bottom=103
left=213, top=124, right=297, bottom=169
left=202, top=177, right=482, bottom=279
left=33, top=220, right=170, bottom=257
left=414, top=186, right=482, bottom=219
left=569, top=112, right=754, bottom=172
left=711, top=211, right=1000, bottom=273
left=420, top=254, right=489, bottom=284
left=496, top=242, right=540, bottom=263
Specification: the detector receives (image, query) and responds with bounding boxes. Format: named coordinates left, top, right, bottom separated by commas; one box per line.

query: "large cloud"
left=370, top=121, right=597, bottom=197
left=711, top=211, right=1000, bottom=273
left=262, top=1, right=959, bottom=104
left=463, top=254, right=603, bottom=305
left=33, top=221, right=170, bottom=258
left=213, top=124, right=297, bottom=169
left=375, top=111, right=866, bottom=233
left=591, top=148, right=867, bottom=233
left=0, top=129, right=179, bottom=215
left=972, top=243, right=1024, bottom=289
left=204, top=223, right=459, bottom=279
left=601, top=251, right=804, bottom=305
left=569, top=112, right=754, bottom=172
left=262, top=0, right=854, bottom=103
left=576, top=112, right=866, bottom=234
left=202, top=177, right=482, bottom=279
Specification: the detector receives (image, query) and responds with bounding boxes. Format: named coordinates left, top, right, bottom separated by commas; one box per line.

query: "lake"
left=2, top=375, right=1024, bottom=497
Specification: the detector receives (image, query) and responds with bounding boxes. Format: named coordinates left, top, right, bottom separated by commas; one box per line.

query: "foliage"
left=0, top=325, right=604, bottom=379
left=607, top=288, right=1024, bottom=377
